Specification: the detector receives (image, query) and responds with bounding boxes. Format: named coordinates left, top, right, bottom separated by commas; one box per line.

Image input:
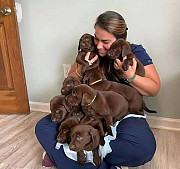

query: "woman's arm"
left=130, top=64, right=161, bottom=96
left=114, top=58, right=161, bottom=97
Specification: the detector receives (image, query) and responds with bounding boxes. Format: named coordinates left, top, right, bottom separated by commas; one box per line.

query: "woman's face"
left=94, top=25, right=116, bottom=57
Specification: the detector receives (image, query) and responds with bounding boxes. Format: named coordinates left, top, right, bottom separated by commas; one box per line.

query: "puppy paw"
left=99, top=138, right=105, bottom=146
left=77, top=151, right=86, bottom=165
left=93, top=156, right=101, bottom=166
left=122, top=59, right=133, bottom=71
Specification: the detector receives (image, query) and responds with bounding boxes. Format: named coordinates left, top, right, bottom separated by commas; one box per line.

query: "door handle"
left=1, top=7, right=12, bottom=16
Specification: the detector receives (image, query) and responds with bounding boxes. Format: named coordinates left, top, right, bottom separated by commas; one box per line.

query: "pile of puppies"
left=50, top=33, right=157, bottom=166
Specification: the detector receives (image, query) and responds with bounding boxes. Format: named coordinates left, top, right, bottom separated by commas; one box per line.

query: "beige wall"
left=16, top=0, right=180, bottom=119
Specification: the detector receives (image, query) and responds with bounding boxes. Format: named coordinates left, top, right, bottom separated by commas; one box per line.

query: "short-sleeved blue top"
left=131, top=44, right=153, bottom=66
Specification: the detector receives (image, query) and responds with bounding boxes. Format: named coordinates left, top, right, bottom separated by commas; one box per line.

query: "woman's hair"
left=94, top=11, right=128, bottom=39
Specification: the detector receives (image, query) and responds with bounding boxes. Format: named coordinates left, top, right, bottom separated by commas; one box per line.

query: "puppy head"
left=61, top=76, right=81, bottom=95
left=76, top=84, right=96, bottom=107
left=69, top=124, right=99, bottom=152
left=78, top=33, right=96, bottom=52
left=57, top=127, right=70, bottom=143
left=82, top=69, right=104, bottom=85
left=64, top=84, right=85, bottom=108
left=50, top=95, right=68, bottom=123
left=64, top=91, right=82, bottom=113
left=64, top=84, right=96, bottom=111
left=107, top=38, right=131, bottom=60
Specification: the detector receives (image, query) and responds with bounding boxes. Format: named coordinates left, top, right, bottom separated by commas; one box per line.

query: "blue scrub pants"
left=35, top=114, right=156, bottom=169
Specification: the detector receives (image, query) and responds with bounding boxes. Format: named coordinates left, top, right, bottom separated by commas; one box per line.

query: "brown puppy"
left=56, top=112, right=84, bottom=143
left=65, top=84, right=129, bottom=135
left=69, top=124, right=101, bottom=166
left=61, top=76, right=81, bottom=95
left=82, top=68, right=157, bottom=114
left=107, top=38, right=145, bottom=78
left=76, top=33, right=99, bottom=74
left=50, top=95, right=70, bottom=123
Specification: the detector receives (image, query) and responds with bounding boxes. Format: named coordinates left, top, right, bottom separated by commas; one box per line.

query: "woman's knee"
left=35, top=114, right=51, bottom=136
left=104, top=135, right=156, bottom=167
left=105, top=118, right=156, bottom=167
left=35, top=114, right=58, bottom=146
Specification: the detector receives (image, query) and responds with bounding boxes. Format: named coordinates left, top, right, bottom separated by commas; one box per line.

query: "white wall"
left=16, top=0, right=180, bottom=119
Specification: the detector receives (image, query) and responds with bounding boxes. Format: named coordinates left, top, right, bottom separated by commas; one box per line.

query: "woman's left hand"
left=114, top=57, right=137, bottom=79
left=85, top=52, right=98, bottom=65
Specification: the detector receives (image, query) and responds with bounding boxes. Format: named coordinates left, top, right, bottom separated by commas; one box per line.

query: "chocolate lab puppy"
left=50, top=94, right=82, bottom=123
left=50, top=95, right=69, bottom=123
left=107, top=38, right=145, bottom=79
left=69, top=124, right=101, bottom=165
left=61, top=76, right=81, bottom=95
left=76, top=33, right=99, bottom=74
left=65, top=84, right=129, bottom=135
left=56, top=111, right=84, bottom=143
left=82, top=68, right=157, bottom=114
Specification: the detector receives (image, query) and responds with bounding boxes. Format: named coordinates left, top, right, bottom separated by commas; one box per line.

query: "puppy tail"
left=142, top=101, right=157, bottom=113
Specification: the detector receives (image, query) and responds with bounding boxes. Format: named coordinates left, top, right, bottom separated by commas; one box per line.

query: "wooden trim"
left=29, top=101, right=180, bottom=131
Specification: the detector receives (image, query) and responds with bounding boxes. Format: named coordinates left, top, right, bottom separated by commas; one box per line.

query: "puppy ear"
left=78, top=38, right=81, bottom=51
left=81, top=93, right=92, bottom=106
left=73, top=78, right=81, bottom=86
left=82, top=74, right=89, bottom=84
left=122, top=44, right=131, bottom=58
left=89, top=128, right=99, bottom=144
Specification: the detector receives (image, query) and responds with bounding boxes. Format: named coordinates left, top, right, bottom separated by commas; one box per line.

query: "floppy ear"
left=82, top=73, right=90, bottom=84
left=81, top=93, right=92, bottom=106
left=73, top=78, right=81, bottom=86
left=89, top=128, right=99, bottom=144
left=78, top=37, right=82, bottom=51
left=121, top=44, right=131, bottom=58
left=78, top=42, right=80, bottom=51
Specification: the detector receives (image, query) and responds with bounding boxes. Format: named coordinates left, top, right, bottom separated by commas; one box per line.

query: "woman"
left=35, top=11, right=161, bottom=169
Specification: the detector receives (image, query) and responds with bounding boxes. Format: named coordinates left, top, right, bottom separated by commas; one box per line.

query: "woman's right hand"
left=114, top=57, right=137, bottom=79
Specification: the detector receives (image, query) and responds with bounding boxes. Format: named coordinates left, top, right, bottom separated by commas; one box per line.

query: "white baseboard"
left=29, top=101, right=180, bottom=131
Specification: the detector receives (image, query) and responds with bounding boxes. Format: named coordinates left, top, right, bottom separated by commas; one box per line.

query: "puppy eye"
left=63, top=129, right=68, bottom=134
left=72, top=90, right=76, bottom=96
left=77, top=135, right=82, bottom=141
left=55, top=108, right=60, bottom=113
left=85, top=38, right=89, bottom=41
left=66, top=84, right=71, bottom=87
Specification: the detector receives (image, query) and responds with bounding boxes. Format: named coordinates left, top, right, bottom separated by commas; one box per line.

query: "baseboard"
left=29, top=101, right=180, bottom=131
left=29, top=101, right=50, bottom=113
left=146, top=116, right=180, bottom=131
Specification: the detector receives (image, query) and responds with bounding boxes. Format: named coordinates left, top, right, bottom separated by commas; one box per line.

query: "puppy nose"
left=69, top=144, right=75, bottom=151
left=52, top=118, right=57, bottom=122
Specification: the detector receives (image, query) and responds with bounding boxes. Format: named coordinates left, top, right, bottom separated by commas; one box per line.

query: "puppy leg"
left=93, top=147, right=101, bottom=166
left=77, top=150, right=86, bottom=165
left=104, top=115, right=113, bottom=136
left=80, top=116, right=95, bottom=125
left=92, top=121, right=105, bottom=146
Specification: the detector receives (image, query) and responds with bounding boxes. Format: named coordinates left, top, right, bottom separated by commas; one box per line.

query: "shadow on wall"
left=144, top=73, right=180, bottom=119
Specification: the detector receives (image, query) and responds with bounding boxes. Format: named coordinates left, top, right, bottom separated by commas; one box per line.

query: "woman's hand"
left=114, top=57, right=137, bottom=79
left=114, top=57, right=161, bottom=96
left=85, top=52, right=98, bottom=65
